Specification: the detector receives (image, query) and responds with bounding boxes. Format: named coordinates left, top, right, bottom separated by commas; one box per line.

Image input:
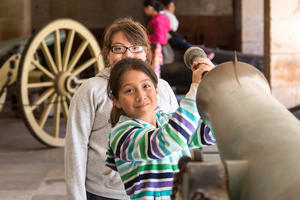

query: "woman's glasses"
left=111, top=45, right=144, bottom=54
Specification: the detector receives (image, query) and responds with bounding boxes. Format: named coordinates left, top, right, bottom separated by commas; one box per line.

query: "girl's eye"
left=144, top=82, right=153, bottom=89
left=125, top=89, right=134, bottom=94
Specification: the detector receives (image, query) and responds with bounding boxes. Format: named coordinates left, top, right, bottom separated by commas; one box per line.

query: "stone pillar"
left=241, top=0, right=264, bottom=55
left=265, top=0, right=300, bottom=108
left=0, top=0, right=31, bottom=42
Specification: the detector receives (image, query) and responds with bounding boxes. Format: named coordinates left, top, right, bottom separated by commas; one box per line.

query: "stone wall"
left=0, top=0, right=31, bottom=41
left=241, top=0, right=264, bottom=55
left=30, top=0, right=233, bottom=48
left=265, top=0, right=300, bottom=108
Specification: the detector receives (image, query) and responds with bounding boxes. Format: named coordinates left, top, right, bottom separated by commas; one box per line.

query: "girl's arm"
left=106, top=145, right=118, bottom=171
left=188, top=122, right=216, bottom=148
left=108, top=83, right=200, bottom=162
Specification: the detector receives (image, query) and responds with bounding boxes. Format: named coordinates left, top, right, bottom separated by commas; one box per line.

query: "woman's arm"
left=64, top=79, right=98, bottom=200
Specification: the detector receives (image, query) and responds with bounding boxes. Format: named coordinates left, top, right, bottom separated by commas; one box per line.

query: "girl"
left=144, top=0, right=170, bottom=47
left=106, top=57, right=215, bottom=199
left=144, top=0, right=171, bottom=77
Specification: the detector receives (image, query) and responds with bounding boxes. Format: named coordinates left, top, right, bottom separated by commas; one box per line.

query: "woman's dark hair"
left=102, top=17, right=152, bottom=67
left=107, top=58, right=158, bottom=127
left=144, top=0, right=163, bottom=12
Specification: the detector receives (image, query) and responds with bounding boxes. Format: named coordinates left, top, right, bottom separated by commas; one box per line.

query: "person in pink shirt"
left=144, top=0, right=171, bottom=77
left=144, top=0, right=171, bottom=46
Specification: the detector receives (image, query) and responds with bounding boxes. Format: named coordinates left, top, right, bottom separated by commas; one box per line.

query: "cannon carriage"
left=0, top=19, right=104, bottom=147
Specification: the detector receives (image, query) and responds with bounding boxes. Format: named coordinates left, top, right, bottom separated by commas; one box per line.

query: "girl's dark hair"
left=161, top=0, right=172, bottom=7
left=102, top=17, right=152, bottom=67
left=144, top=0, right=163, bottom=12
left=107, top=58, right=158, bottom=127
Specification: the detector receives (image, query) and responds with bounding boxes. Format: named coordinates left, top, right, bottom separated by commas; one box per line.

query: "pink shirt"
left=147, top=13, right=171, bottom=45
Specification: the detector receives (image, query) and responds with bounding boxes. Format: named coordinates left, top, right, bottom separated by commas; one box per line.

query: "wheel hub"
left=56, top=72, right=79, bottom=96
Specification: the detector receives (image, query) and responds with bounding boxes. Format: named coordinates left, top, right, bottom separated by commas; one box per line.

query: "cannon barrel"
left=0, top=30, right=67, bottom=87
left=195, top=61, right=300, bottom=200
left=0, top=30, right=66, bottom=58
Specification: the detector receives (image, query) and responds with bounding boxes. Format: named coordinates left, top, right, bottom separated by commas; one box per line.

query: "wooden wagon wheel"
left=17, top=19, right=104, bottom=147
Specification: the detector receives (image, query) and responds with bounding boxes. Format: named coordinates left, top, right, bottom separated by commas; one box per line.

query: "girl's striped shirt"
left=106, top=84, right=215, bottom=199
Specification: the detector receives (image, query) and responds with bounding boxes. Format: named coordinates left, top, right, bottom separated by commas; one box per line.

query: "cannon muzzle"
left=177, top=61, right=300, bottom=200
left=195, top=61, right=300, bottom=200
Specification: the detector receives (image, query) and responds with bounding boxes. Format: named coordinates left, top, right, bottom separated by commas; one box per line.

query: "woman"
left=106, top=58, right=215, bottom=199
left=64, top=17, right=178, bottom=200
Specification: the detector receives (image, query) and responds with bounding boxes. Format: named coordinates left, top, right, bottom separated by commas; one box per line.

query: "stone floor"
left=0, top=117, right=66, bottom=200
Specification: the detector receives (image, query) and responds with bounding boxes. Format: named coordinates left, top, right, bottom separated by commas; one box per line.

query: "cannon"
left=174, top=60, right=300, bottom=199
left=0, top=19, right=104, bottom=147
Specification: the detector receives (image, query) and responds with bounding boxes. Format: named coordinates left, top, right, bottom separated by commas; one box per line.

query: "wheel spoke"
left=76, top=79, right=88, bottom=84
left=61, top=96, right=69, bottom=121
left=38, top=93, right=57, bottom=128
left=54, top=30, right=62, bottom=71
left=28, top=81, right=54, bottom=88
left=62, top=30, right=75, bottom=71
left=67, top=40, right=88, bottom=72
left=53, top=95, right=61, bottom=138
left=30, top=88, right=55, bottom=111
left=72, top=57, right=96, bottom=76
left=41, top=40, right=58, bottom=74
left=31, top=60, right=55, bottom=79
left=66, top=93, right=72, bottom=101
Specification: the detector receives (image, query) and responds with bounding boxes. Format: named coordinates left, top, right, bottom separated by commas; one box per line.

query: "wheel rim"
left=18, top=19, right=104, bottom=147
left=0, top=89, right=7, bottom=112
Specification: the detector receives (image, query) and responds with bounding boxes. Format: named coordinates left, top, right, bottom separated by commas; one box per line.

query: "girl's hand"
left=191, top=57, right=215, bottom=83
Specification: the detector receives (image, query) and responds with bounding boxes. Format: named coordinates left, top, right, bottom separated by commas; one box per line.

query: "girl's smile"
left=113, top=70, right=157, bottom=126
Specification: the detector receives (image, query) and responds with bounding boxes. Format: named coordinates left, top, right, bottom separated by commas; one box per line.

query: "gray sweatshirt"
left=65, top=67, right=178, bottom=200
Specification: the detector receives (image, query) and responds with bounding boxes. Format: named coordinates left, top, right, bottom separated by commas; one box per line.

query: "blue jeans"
left=86, top=191, right=120, bottom=200
left=169, top=31, right=192, bottom=51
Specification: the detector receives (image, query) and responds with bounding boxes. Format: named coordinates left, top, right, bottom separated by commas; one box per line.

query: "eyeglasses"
left=111, top=45, right=144, bottom=54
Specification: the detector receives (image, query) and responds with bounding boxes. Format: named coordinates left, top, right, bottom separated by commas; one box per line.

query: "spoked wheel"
left=17, top=19, right=104, bottom=147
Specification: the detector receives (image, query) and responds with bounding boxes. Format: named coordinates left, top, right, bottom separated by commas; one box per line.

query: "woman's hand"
left=191, top=57, right=215, bottom=83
